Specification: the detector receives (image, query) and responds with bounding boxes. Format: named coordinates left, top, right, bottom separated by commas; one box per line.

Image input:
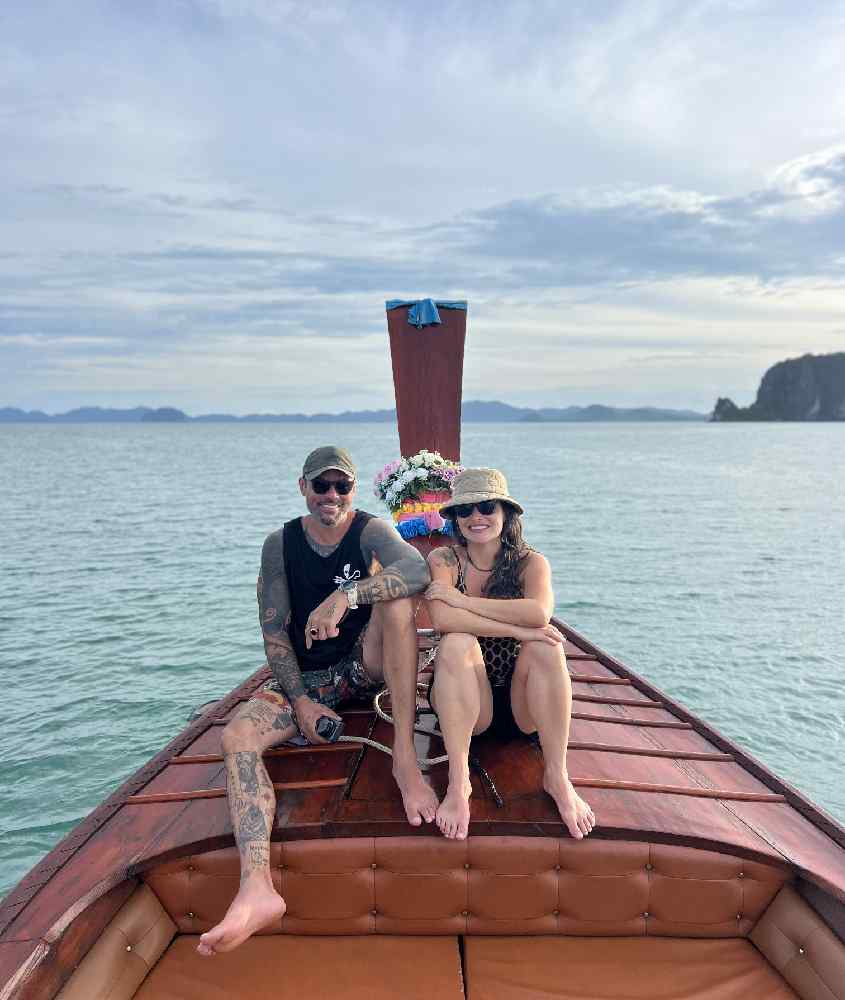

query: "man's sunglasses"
left=452, top=500, right=498, bottom=518
left=311, top=477, right=355, bottom=495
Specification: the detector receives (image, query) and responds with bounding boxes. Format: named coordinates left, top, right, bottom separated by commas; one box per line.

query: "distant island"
left=0, top=401, right=706, bottom=424
left=712, top=352, right=845, bottom=421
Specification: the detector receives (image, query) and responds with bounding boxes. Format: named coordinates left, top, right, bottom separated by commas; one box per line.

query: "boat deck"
left=2, top=620, right=844, bottom=994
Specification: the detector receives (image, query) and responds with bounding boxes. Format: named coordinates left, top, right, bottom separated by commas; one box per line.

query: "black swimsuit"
left=455, top=552, right=532, bottom=741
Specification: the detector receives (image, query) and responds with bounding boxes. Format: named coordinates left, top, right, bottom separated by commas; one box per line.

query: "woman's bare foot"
left=196, top=879, right=286, bottom=956
left=543, top=769, right=596, bottom=840
left=436, top=776, right=472, bottom=840
left=393, top=752, right=438, bottom=826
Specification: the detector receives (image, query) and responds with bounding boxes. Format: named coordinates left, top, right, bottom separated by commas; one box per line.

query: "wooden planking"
left=567, top=742, right=733, bottom=762
left=128, top=778, right=349, bottom=804
left=569, top=716, right=719, bottom=754
left=0, top=942, right=46, bottom=1000
left=570, top=779, right=783, bottom=803
left=572, top=693, right=663, bottom=708
left=173, top=744, right=360, bottom=765
left=569, top=674, right=631, bottom=685
left=712, top=799, right=845, bottom=902
left=0, top=880, right=138, bottom=1000
left=556, top=617, right=845, bottom=853
left=572, top=712, right=692, bottom=728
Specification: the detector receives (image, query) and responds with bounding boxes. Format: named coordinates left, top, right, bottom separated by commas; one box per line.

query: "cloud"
left=2, top=1, right=845, bottom=412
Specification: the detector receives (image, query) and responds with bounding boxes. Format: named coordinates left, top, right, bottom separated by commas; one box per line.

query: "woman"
left=426, top=468, right=596, bottom=841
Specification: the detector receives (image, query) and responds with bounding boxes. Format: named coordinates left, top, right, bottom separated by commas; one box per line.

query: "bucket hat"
left=440, top=468, right=523, bottom=516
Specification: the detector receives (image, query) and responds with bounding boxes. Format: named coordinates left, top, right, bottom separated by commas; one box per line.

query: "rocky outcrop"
left=711, top=352, right=845, bottom=421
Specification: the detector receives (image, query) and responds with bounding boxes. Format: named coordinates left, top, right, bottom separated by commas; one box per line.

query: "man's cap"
left=302, top=446, right=356, bottom=480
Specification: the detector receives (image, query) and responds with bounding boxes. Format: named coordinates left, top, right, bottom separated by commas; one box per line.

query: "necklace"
left=465, top=548, right=495, bottom=573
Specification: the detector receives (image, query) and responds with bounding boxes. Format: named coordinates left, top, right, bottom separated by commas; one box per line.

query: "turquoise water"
left=1, top=422, right=843, bottom=896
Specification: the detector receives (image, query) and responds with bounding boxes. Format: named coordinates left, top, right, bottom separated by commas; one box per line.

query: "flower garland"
left=373, top=449, right=463, bottom=539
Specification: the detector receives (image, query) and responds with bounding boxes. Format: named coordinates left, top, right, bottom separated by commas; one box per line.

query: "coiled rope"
left=335, top=686, right=449, bottom=768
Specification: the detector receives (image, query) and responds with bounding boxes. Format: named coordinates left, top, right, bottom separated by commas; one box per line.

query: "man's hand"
left=304, top=590, right=348, bottom=649
left=293, top=695, right=342, bottom=744
left=424, top=581, right=466, bottom=608
left=516, top=623, right=565, bottom=646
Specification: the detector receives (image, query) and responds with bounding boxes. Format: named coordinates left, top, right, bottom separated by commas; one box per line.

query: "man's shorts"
left=256, top=632, right=382, bottom=718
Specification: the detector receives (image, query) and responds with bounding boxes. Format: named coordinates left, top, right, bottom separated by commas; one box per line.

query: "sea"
left=1, top=421, right=843, bottom=896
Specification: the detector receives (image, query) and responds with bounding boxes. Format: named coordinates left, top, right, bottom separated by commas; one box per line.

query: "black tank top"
left=283, top=511, right=373, bottom=670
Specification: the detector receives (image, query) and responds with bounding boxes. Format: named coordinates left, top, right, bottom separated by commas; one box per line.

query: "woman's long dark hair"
left=445, top=503, right=530, bottom=598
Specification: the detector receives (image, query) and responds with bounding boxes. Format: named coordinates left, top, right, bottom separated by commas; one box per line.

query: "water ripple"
left=1, top=421, right=843, bottom=894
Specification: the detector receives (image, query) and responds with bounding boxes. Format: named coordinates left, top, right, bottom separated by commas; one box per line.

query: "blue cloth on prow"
left=385, top=299, right=468, bottom=329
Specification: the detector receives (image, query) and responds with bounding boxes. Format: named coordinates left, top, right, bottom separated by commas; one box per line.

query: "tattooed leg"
left=197, top=695, right=296, bottom=957
left=364, top=599, right=439, bottom=826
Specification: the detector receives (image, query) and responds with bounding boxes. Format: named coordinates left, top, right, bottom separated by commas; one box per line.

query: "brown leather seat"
left=463, top=937, right=800, bottom=999
left=134, top=935, right=465, bottom=1000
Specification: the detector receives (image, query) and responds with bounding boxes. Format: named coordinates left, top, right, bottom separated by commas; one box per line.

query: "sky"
left=2, top=0, right=844, bottom=415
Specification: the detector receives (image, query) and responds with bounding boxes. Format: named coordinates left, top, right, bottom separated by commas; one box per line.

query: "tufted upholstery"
left=143, top=836, right=789, bottom=938
left=751, top=885, right=845, bottom=1000
left=56, top=884, right=175, bottom=1000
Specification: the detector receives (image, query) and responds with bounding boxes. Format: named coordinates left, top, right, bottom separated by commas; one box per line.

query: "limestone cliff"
left=711, top=352, right=845, bottom=421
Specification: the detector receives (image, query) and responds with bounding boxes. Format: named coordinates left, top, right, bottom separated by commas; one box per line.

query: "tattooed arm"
left=258, top=531, right=341, bottom=742
left=356, top=516, right=431, bottom=603
left=258, top=530, right=306, bottom=701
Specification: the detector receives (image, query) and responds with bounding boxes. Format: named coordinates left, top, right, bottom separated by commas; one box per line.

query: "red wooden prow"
left=386, top=303, right=467, bottom=462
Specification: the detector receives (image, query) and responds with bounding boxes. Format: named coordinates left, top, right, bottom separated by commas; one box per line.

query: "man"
left=198, top=446, right=436, bottom=956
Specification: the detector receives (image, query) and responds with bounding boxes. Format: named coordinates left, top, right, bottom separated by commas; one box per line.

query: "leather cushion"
left=463, top=937, right=800, bottom=999
left=751, top=885, right=845, bottom=1000
left=143, top=836, right=788, bottom=938
left=57, top=884, right=176, bottom=1000
left=134, top=935, right=465, bottom=1000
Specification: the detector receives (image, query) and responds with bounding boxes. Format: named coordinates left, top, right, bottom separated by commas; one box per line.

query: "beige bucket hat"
left=440, top=468, right=524, bottom=516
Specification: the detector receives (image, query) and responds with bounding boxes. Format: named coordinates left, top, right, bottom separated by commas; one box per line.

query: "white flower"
left=415, top=468, right=427, bottom=479
left=410, top=454, right=423, bottom=467
left=402, top=469, right=415, bottom=485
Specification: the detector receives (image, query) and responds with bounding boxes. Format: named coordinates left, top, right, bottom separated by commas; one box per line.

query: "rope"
left=333, top=686, right=449, bottom=768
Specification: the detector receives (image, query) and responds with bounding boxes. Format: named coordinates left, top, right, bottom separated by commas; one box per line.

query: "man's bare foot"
left=393, top=752, right=438, bottom=826
left=196, top=880, right=286, bottom=956
left=543, top=769, right=596, bottom=840
left=436, top=776, right=472, bottom=840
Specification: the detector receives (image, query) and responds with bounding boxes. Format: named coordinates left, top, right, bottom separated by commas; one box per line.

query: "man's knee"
left=221, top=718, right=261, bottom=756
left=379, top=596, right=415, bottom=625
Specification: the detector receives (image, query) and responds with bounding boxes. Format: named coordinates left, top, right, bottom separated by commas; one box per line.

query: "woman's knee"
left=518, top=639, right=565, bottom=673
left=437, top=632, right=481, bottom=668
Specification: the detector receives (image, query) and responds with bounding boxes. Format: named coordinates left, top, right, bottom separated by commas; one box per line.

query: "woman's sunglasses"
left=311, top=477, right=355, bottom=495
left=452, top=500, right=498, bottom=518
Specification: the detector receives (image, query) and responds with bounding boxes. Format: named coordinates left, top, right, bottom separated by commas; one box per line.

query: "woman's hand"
left=425, top=581, right=466, bottom=608
left=517, top=623, right=564, bottom=646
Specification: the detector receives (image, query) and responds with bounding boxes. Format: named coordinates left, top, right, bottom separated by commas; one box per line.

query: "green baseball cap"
left=302, top=445, right=356, bottom=480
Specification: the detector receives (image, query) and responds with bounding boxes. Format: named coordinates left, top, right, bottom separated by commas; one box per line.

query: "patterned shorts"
left=255, top=633, right=382, bottom=719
